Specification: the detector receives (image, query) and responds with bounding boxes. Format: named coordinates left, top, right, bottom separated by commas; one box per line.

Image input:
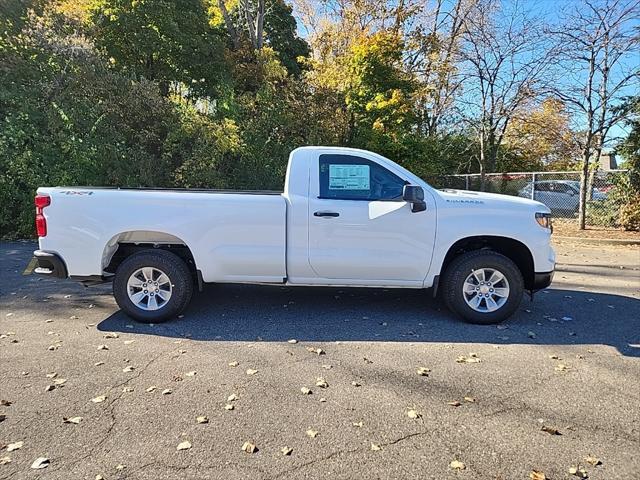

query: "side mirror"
left=403, top=185, right=427, bottom=213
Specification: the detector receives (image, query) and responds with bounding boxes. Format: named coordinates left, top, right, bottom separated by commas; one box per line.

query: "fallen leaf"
left=456, top=355, right=481, bottom=364
left=300, top=387, right=312, bottom=395
left=0, top=457, right=10, bottom=465
left=97, top=345, right=109, bottom=351
left=555, top=364, right=570, bottom=372
left=541, top=426, right=561, bottom=435
left=463, top=396, right=475, bottom=403
left=407, top=409, right=421, bottom=419
left=227, top=394, right=238, bottom=402
left=306, top=347, right=325, bottom=355
left=241, top=441, right=257, bottom=453
left=322, top=364, right=332, bottom=370
left=371, top=443, right=382, bottom=451
left=417, top=367, right=431, bottom=376
left=123, top=340, right=134, bottom=345
left=530, top=471, right=546, bottom=480
left=352, top=421, right=363, bottom=428
left=30, top=457, right=50, bottom=469
left=6, top=442, right=23, bottom=452
left=122, top=366, right=134, bottom=373
left=45, top=373, right=57, bottom=379
left=122, top=387, right=134, bottom=393
left=585, top=456, right=601, bottom=466
left=94, top=361, right=105, bottom=366
left=95, top=475, right=104, bottom=480
left=450, top=460, right=465, bottom=470
left=53, top=378, right=67, bottom=386
left=228, top=361, right=239, bottom=367
left=351, top=381, right=361, bottom=387
left=162, top=389, right=172, bottom=395
left=569, top=466, right=588, bottom=478
left=145, top=386, right=156, bottom=393
left=176, top=441, right=192, bottom=451
left=91, top=395, right=107, bottom=403
left=115, top=464, right=126, bottom=471
left=224, top=404, right=234, bottom=411
left=447, top=401, right=461, bottom=407
left=185, top=371, right=196, bottom=377
left=246, top=369, right=258, bottom=375
left=281, top=447, right=293, bottom=456
left=103, top=332, right=119, bottom=339
left=63, top=416, right=82, bottom=424
left=306, top=429, right=318, bottom=438
left=197, top=416, right=209, bottom=424
left=315, top=378, right=328, bottom=388
left=45, top=385, right=55, bottom=392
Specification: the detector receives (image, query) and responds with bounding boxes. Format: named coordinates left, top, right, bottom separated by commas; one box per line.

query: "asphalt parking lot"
left=1, top=239, right=639, bottom=480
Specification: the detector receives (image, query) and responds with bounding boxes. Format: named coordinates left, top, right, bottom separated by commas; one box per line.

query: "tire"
left=441, top=250, right=524, bottom=325
left=113, top=249, right=193, bottom=323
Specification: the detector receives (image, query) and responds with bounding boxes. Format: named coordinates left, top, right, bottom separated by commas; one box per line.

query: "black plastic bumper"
left=532, top=271, right=554, bottom=291
left=31, top=250, right=68, bottom=279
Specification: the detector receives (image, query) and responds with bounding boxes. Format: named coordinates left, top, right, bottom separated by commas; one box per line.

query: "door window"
left=319, top=154, right=405, bottom=201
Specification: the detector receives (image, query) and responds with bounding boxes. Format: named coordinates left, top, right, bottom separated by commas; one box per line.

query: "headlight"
left=535, top=212, right=552, bottom=231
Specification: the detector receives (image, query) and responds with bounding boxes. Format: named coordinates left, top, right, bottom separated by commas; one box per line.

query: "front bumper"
left=532, top=270, right=554, bottom=291
left=30, top=250, right=68, bottom=279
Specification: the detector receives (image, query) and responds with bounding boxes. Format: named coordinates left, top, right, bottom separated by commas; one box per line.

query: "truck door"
left=307, top=153, right=435, bottom=284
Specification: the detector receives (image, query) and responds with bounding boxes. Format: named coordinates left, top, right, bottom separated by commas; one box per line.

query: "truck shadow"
left=97, top=283, right=640, bottom=358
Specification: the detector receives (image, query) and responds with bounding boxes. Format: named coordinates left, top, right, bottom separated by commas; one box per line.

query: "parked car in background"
left=518, top=180, right=607, bottom=214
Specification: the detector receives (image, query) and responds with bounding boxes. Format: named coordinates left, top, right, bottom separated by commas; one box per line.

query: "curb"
left=552, top=235, right=640, bottom=246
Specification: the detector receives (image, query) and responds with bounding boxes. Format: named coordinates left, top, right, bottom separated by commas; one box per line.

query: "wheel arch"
left=440, top=235, right=535, bottom=290
left=102, top=231, right=198, bottom=283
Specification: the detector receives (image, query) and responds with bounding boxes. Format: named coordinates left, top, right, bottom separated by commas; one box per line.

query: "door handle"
left=314, top=211, right=340, bottom=218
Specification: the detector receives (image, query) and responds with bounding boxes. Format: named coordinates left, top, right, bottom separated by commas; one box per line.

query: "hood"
left=436, top=189, right=550, bottom=213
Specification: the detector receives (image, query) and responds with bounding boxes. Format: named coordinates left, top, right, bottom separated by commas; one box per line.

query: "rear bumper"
left=32, top=250, right=68, bottom=279
left=532, top=270, right=554, bottom=291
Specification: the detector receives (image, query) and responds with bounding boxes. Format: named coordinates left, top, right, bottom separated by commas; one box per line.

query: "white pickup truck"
left=30, top=146, right=555, bottom=324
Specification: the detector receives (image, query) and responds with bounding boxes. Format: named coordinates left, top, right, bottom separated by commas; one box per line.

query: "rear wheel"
left=442, top=250, right=524, bottom=324
left=113, top=250, right=193, bottom=323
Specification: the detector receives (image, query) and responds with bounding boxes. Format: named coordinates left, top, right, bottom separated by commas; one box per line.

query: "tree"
left=503, top=98, right=581, bottom=171
left=548, top=0, right=640, bottom=229
left=457, top=0, right=554, bottom=188
left=90, top=0, right=227, bottom=97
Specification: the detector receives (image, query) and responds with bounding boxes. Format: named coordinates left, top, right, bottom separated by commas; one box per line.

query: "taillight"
left=35, top=194, right=51, bottom=237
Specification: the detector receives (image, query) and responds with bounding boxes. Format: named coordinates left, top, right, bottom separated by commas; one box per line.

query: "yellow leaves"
left=224, top=404, right=234, bottom=411
left=371, top=443, right=382, bottom=451
left=450, top=460, right=465, bottom=470
left=91, top=395, right=107, bottom=403
left=456, top=353, right=480, bottom=364
left=241, top=441, right=257, bottom=453
left=63, top=416, right=82, bottom=424
left=196, top=416, right=209, bottom=424
left=306, top=347, right=325, bottom=355
left=407, top=409, right=421, bottom=419
left=30, top=457, right=50, bottom=469
left=569, top=466, right=588, bottom=478
left=6, top=441, right=23, bottom=452
left=176, top=441, right=192, bottom=451
left=246, top=368, right=258, bottom=376
left=585, top=456, right=602, bottom=466
left=306, top=429, right=319, bottom=438
left=281, top=446, right=293, bottom=456
left=315, top=378, right=328, bottom=388
left=530, top=471, right=546, bottom=480
left=417, top=367, right=430, bottom=376
left=300, top=387, right=312, bottom=395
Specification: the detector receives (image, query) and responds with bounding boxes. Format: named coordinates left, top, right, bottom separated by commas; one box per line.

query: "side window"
left=319, top=154, right=406, bottom=201
left=534, top=182, right=549, bottom=192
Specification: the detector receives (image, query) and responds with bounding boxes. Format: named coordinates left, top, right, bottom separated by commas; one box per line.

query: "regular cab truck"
left=29, top=146, right=555, bottom=324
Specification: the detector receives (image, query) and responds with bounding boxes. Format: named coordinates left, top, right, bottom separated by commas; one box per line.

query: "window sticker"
left=329, top=164, right=370, bottom=190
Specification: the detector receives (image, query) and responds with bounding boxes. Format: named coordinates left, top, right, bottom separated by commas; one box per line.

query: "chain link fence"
left=432, top=170, right=630, bottom=226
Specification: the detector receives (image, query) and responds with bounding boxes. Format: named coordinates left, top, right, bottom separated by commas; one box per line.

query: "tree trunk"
left=578, top=146, right=590, bottom=230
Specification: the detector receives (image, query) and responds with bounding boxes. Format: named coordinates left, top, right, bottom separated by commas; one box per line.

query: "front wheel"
left=113, top=249, right=193, bottom=323
left=442, top=250, right=524, bottom=324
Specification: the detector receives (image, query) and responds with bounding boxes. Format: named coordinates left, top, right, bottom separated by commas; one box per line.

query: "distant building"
left=599, top=152, right=618, bottom=170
